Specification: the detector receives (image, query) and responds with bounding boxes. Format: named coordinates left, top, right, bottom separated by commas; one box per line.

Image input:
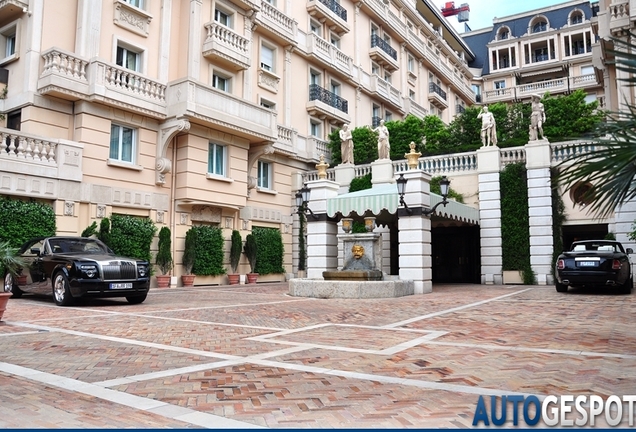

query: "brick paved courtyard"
left=0, top=283, right=634, bottom=428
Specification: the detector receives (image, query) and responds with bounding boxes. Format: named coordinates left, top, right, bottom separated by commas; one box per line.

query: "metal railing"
left=370, top=34, right=397, bottom=60
left=309, top=84, right=348, bottom=113
left=317, top=0, right=347, bottom=21
left=429, top=82, right=447, bottom=100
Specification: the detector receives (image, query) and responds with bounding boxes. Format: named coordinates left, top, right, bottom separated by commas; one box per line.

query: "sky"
left=445, top=0, right=569, bottom=31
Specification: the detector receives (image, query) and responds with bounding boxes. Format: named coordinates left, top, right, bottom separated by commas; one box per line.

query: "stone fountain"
left=289, top=217, right=413, bottom=299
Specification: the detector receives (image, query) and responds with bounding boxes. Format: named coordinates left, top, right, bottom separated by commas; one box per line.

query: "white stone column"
left=397, top=170, right=432, bottom=294
left=525, top=139, right=554, bottom=285
left=477, top=146, right=502, bottom=284
left=334, top=164, right=355, bottom=193
left=243, top=14, right=254, bottom=100
left=75, top=0, right=102, bottom=58
left=158, top=0, right=172, bottom=82
left=284, top=46, right=293, bottom=126
left=305, top=180, right=339, bottom=279
left=187, top=0, right=202, bottom=81
left=371, top=159, right=394, bottom=186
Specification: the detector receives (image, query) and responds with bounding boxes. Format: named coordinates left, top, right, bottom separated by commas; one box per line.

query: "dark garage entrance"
left=432, top=225, right=481, bottom=283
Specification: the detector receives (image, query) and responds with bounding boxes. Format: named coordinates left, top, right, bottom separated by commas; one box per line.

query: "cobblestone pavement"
left=1, top=283, right=635, bottom=428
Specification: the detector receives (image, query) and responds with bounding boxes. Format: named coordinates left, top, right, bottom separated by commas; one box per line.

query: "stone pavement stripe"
left=12, top=321, right=241, bottom=360
left=0, top=362, right=262, bottom=429
left=384, top=287, right=534, bottom=328
left=131, top=298, right=313, bottom=314
left=0, top=330, right=43, bottom=337
left=427, top=340, right=636, bottom=360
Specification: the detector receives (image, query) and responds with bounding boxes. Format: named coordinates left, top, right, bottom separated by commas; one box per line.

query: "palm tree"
left=557, top=33, right=636, bottom=219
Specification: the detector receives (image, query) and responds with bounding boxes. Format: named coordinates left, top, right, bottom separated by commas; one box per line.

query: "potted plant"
left=243, top=233, right=258, bottom=284
left=182, top=228, right=197, bottom=287
left=155, top=226, right=173, bottom=288
left=0, top=240, right=27, bottom=321
left=228, top=230, right=242, bottom=285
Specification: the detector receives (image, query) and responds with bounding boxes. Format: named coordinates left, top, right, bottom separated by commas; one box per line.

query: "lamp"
left=397, top=174, right=451, bottom=217
left=296, top=184, right=319, bottom=220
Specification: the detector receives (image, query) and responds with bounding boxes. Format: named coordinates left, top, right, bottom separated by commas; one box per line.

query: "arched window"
left=570, top=11, right=584, bottom=25
left=532, top=20, right=547, bottom=33
left=497, top=27, right=510, bottom=40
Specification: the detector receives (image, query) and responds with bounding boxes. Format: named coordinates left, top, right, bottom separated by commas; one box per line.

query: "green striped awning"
left=327, top=184, right=399, bottom=217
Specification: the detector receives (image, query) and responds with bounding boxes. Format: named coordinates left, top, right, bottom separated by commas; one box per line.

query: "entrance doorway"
left=432, top=225, right=481, bottom=283
left=561, top=223, right=609, bottom=251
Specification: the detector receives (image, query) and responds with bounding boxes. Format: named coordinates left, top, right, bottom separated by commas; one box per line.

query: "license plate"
left=578, top=261, right=598, bottom=267
left=109, top=283, right=133, bottom=289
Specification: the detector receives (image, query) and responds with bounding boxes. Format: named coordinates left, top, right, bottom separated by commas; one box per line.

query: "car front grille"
left=102, top=261, right=137, bottom=280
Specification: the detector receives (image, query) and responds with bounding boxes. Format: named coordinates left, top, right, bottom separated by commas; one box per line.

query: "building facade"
left=0, top=0, right=484, bottom=286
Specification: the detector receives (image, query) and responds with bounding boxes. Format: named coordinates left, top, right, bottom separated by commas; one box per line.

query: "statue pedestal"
left=371, top=159, right=394, bottom=186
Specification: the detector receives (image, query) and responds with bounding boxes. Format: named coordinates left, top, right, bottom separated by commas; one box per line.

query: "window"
left=409, top=89, right=416, bottom=100
left=581, top=65, right=594, bottom=76
left=213, top=72, right=231, bottom=92
left=261, top=44, right=275, bottom=72
left=6, top=110, right=20, bottom=131
left=331, top=34, right=340, bottom=49
left=310, top=119, right=322, bottom=138
left=331, top=81, right=340, bottom=96
left=570, top=12, right=583, bottom=25
left=110, top=124, right=136, bottom=164
left=215, top=8, right=232, bottom=27
left=497, top=27, right=509, bottom=40
left=407, top=55, right=415, bottom=72
left=123, top=0, right=143, bottom=8
left=384, top=72, right=392, bottom=84
left=371, top=63, right=380, bottom=76
left=372, top=104, right=380, bottom=118
left=4, top=32, right=15, bottom=58
left=310, top=70, right=321, bottom=86
left=260, top=98, right=276, bottom=109
left=257, top=160, right=272, bottom=189
left=208, top=143, right=226, bottom=176
left=532, top=20, right=547, bottom=33
left=116, top=45, right=140, bottom=72
left=385, top=111, right=393, bottom=122
left=310, top=19, right=322, bottom=37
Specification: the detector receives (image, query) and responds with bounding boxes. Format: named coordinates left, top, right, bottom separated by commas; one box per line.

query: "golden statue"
left=404, top=141, right=421, bottom=170
left=316, top=154, right=329, bottom=179
left=352, top=244, right=365, bottom=259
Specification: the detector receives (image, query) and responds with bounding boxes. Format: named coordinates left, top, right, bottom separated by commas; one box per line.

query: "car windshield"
left=48, top=238, right=110, bottom=254
left=572, top=242, right=618, bottom=253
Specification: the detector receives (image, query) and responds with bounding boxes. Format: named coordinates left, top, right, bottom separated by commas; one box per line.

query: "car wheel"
left=555, top=282, right=568, bottom=293
left=620, top=277, right=633, bottom=295
left=126, top=293, right=147, bottom=305
left=3, top=272, right=22, bottom=298
left=52, top=272, right=74, bottom=306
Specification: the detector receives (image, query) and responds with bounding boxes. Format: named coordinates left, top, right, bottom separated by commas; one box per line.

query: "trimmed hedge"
left=252, top=227, right=285, bottom=275
left=107, top=214, right=157, bottom=263
left=500, top=163, right=533, bottom=283
left=0, top=197, right=56, bottom=248
left=190, top=225, right=225, bottom=276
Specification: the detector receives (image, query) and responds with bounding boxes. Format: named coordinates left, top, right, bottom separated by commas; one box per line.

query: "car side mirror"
left=30, top=247, right=40, bottom=256
left=627, top=248, right=633, bottom=254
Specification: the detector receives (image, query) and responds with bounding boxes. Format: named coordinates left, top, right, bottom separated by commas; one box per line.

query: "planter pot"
left=503, top=270, right=523, bottom=285
left=0, top=292, right=11, bottom=322
left=227, top=273, right=240, bottom=285
left=181, top=274, right=196, bottom=287
left=156, top=275, right=171, bottom=288
left=246, top=273, right=258, bottom=284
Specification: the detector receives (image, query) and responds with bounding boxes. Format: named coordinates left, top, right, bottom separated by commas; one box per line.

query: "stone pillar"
left=334, top=164, right=355, bottom=193
left=397, top=170, right=432, bottom=294
left=371, top=158, right=394, bottom=186
left=75, top=0, right=102, bottom=58
left=305, top=180, right=339, bottom=279
left=477, top=146, right=502, bottom=284
left=243, top=14, right=254, bottom=100
left=187, top=0, right=202, bottom=80
left=615, top=201, right=636, bottom=281
left=525, top=139, right=554, bottom=285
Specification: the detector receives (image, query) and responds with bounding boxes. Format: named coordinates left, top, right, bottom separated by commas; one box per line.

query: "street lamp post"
left=295, top=184, right=318, bottom=273
left=396, top=174, right=451, bottom=216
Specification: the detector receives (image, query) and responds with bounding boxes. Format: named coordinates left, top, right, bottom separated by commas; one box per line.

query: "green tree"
left=386, top=114, right=426, bottom=159
left=422, top=115, right=451, bottom=155
left=108, top=214, right=157, bottom=263
left=156, top=226, right=173, bottom=275
left=557, top=34, right=636, bottom=218
left=543, top=89, right=603, bottom=141
left=328, top=126, right=378, bottom=165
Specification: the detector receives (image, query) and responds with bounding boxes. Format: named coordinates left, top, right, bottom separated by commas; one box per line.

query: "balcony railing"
left=309, top=84, right=348, bottom=113
left=429, top=82, right=447, bottom=100
left=202, top=22, right=250, bottom=70
left=318, top=0, right=347, bottom=21
left=456, top=105, right=466, bottom=114
left=370, top=34, right=397, bottom=60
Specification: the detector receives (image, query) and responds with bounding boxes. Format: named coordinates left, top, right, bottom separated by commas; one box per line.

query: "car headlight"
left=79, top=264, right=98, bottom=278
left=137, top=265, right=148, bottom=277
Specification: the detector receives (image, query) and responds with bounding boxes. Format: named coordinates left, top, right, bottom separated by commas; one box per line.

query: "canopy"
left=327, top=184, right=398, bottom=217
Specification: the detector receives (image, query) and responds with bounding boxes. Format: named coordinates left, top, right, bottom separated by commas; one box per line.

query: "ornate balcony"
left=202, top=22, right=250, bottom=71
left=0, top=127, right=84, bottom=199
left=0, top=0, right=28, bottom=20
left=369, top=75, right=403, bottom=112
left=306, top=84, right=350, bottom=125
left=255, top=1, right=298, bottom=46
left=306, top=33, right=353, bottom=78
left=166, top=79, right=277, bottom=142
left=404, top=98, right=428, bottom=119
left=369, top=35, right=398, bottom=72
left=38, top=47, right=167, bottom=119
left=428, top=82, right=448, bottom=110
left=306, top=0, right=349, bottom=35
